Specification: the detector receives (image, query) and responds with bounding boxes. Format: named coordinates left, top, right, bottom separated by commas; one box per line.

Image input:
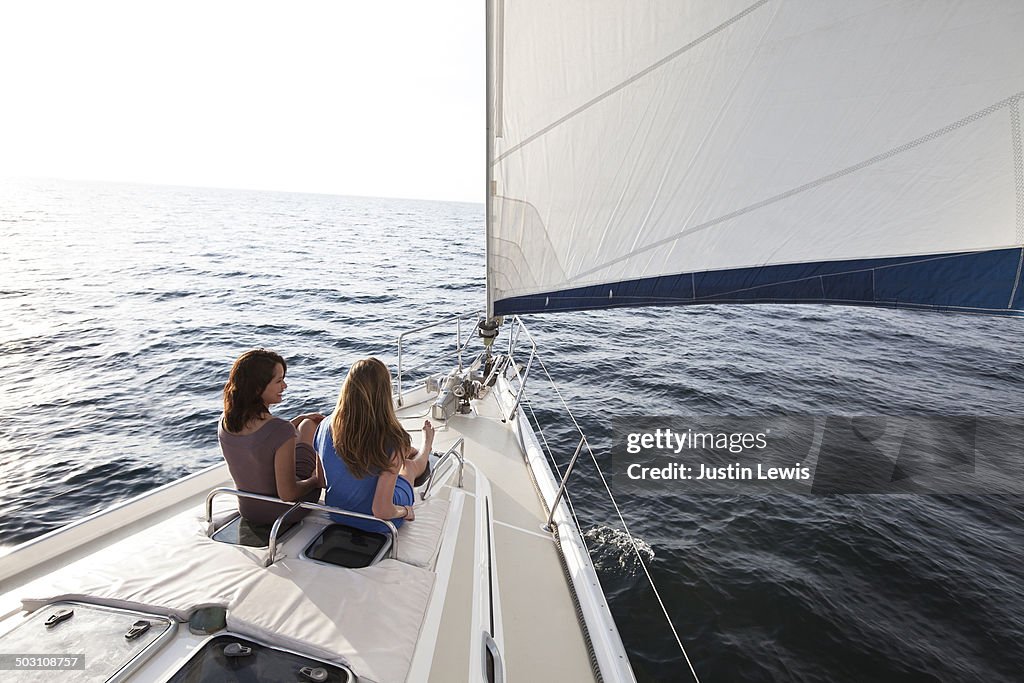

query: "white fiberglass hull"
left=0, top=374, right=633, bottom=682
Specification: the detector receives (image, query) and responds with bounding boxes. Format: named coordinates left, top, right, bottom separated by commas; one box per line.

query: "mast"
left=484, top=0, right=494, bottom=319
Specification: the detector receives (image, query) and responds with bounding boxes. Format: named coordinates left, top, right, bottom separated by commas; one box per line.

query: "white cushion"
left=20, top=513, right=263, bottom=621
left=395, top=496, right=449, bottom=568
left=228, top=558, right=434, bottom=683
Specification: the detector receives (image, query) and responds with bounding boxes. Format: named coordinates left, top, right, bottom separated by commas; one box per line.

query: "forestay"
left=487, top=0, right=1024, bottom=316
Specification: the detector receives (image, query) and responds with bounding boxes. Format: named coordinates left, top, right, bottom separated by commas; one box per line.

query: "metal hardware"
left=422, top=438, right=466, bottom=500
left=124, top=619, right=151, bottom=640
left=204, top=488, right=400, bottom=566
left=504, top=317, right=537, bottom=421
left=478, top=318, right=500, bottom=347
left=396, top=312, right=482, bottom=406
left=266, top=500, right=400, bottom=567
left=481, top=354, right=509, bottom=388
left=44, top=608, right=74, bottom=628
left=223, top=642, right=253, bottom=657
left=266, top=502, right=305, bottom=566
left=542, top=436, right=586, bottom=532
left=299, top=665, right=329, bottom=682
left=394, top=313, right=533, bottom=422
left=483, top=632, right=505, bottom=683
left=508, top=318, right=523, bottom=357
left=205, top=488, right=299, bottom=525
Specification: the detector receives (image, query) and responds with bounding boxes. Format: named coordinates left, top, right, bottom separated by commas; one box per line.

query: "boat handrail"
left=522, top=353, right=702, bottom=683
left=395, top=311, right=483, bottom=405
left=394, top=313, right=535, bottom=421
left=503, top=316, right=537, bottom=421
left=541, top=435, right=587, bottom=532
left=482, top=632, right=505, bottom=683
left=421, top=437, right=466, bottom=500
left=204, top=488, right=400, bottom=566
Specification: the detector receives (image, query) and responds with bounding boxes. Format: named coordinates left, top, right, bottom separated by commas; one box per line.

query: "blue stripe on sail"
left=493, top=247, right=1024, bottom=317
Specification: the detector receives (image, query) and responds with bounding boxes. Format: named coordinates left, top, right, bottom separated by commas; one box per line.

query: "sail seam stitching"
left=493, top=0, right=770, bottom=164
left=570, top=92, right=1024, bottom=283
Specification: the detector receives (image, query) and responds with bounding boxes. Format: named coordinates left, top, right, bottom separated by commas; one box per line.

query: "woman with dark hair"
left=314, top=357, right=433, bottom=532
left=219, top=348, right=325, bottom=524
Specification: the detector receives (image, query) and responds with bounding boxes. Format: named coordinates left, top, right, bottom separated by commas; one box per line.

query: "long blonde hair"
left=331, top=357, right=410, bottom=478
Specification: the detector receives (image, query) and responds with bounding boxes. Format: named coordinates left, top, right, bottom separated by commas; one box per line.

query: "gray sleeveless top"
left=218, top=417, right=301, bottom=524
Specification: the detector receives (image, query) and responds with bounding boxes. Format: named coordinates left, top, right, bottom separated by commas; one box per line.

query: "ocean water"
left=1, top=178, right=1022, bottom=681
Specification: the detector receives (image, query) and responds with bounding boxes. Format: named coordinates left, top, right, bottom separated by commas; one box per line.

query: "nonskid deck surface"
left=397, top=390, right=597, bottom=683
left=0, top=390, right=598, bottom=682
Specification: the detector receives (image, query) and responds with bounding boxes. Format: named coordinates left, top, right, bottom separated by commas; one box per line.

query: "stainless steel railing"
left=392, top=313, right=552, bottom=520
left=541, top=435, right=587, bottom=532
left=396, top=311, right=482, bottom=406
left=204, top=488, right=399, bottom=566
left=502, top=316, right=537, bottom=421
left=421, top=437, right=466, bottom=500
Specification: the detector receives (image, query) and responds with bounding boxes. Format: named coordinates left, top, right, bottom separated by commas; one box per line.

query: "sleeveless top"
left=314, top=418, right=414, bottom=534
left=218, top=417, right=303, bottom=524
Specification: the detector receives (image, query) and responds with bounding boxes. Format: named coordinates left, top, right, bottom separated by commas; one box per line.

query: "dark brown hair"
left=330, top=357, right=410, bottom=478
left=222, top=349, right=286, bottom=433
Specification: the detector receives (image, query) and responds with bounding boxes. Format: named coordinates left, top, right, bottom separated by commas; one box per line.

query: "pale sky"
left=0, top=2, right=484, bottom=203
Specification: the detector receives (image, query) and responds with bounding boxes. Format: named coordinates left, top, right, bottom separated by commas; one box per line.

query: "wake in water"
left=584, top=525, right=655, bottom=576
left=3, top=180, right=1023, bottom=681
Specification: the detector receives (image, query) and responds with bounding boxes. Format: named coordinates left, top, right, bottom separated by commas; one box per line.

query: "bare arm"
left=290, top=412, right=326, bottom=428
left=315, top=454, right=326, bottom=489
left=403, top=420, right=436, bottom=460
left=273, top=438, right=321, bottom=502
left=371, top=457, right=415, bottom=522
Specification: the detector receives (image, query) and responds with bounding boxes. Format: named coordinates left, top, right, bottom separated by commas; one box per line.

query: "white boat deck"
left=401, top=388, right=597, bottom=683
left=0, top=381, right=603, bottom=682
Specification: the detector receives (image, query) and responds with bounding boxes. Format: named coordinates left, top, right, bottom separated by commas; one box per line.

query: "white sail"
left=487, top=0, right=1024, bottom=316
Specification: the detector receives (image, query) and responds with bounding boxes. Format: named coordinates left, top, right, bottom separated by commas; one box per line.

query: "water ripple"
left=0, top=178, right=1021, bottom=681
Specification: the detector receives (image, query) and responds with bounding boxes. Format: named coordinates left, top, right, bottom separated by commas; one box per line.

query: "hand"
left=291, top=412, right=327, bottom=428
left=403, top=505, right=416, bottom=522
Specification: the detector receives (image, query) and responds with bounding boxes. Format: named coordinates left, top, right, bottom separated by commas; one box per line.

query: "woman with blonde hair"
left=219, top=349, right=325, bottom=524
left=314, top=357, right=433, bottom=532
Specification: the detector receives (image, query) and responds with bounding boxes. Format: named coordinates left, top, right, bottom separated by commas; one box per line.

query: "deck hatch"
left=211, top=513, right=299, bottom=548
left=166, top=634, right=353, bottom=682
left=0, top=600, right=175, bottom=682
left=302, top=523, right=392, bottom=568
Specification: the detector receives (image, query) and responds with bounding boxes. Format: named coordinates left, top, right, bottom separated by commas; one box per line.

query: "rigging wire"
left=523, top=395, right=588, bottom=548
left=533, top=353, right=703, bottom=683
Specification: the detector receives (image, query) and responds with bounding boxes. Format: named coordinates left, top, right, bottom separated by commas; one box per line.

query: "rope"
left=534, top=353, right=702, bottom=683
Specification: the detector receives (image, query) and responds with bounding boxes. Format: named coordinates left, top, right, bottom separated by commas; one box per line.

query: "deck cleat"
left=223, top=642, right=253, bottom=657
left=43, top=608, right=74, bottom=628
left=299, top=666, right=329, bottom=682
left=124, top=619, right=152, bottom=640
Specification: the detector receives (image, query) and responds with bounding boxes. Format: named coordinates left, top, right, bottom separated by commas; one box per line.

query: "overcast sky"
left=0, top=1, right=484, bottom=202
